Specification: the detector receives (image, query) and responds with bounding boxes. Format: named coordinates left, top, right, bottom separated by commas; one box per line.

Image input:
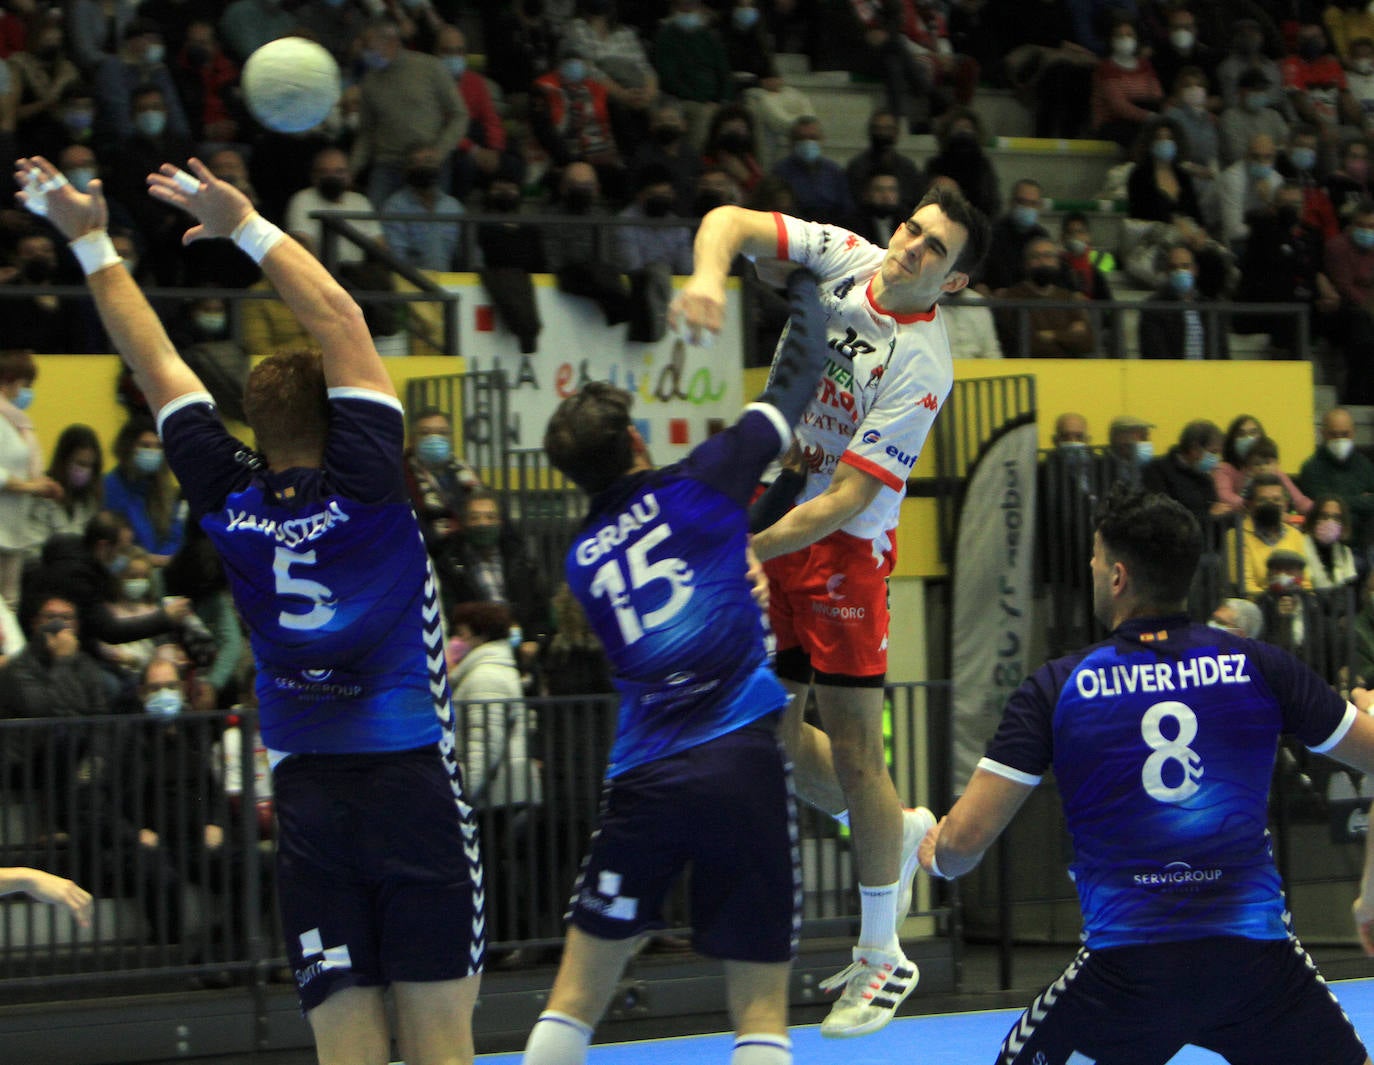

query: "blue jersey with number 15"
left=159, top=389, right=447, bottom=758
left=567, top=404, right=792, bottom=778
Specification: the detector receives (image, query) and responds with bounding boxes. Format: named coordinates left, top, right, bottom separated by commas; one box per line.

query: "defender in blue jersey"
left=16, top=154, right=484, bottom=1065
left=519, top=272, right=829, bottom=1065
left=920, top=485, right=1374, bottom=1065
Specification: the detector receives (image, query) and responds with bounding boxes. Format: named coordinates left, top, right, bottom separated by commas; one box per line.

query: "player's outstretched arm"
left=750, top=461, right=884, bottom=562
left=147, top=157, right=394, bottom=399
left=756, top=269, right=827, bottom=429
left=13, top=156, right=205, bottom=414
left=669, top=206, right=786, bottom=344
left=919, top=768, right=1034, bottom=881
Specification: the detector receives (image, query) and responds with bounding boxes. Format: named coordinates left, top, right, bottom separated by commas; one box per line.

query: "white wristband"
left=68, top=230, right=122, bottom=276
left=928, top=850, right=952, bottom=881
left=231, top=213, right=285, bottom=264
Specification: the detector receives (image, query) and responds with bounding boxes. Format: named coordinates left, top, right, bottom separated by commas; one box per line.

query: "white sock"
left=857, top=881, right=901, bottom=951
left=523, top=1010, right=594, bottom=1065
left=731, top=1033, right=792, bottom=1064
left=833, top=808, right=850, bottom=827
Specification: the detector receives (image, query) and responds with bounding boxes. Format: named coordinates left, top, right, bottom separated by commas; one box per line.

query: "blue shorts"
left=273, top=745, right=485, bottom=1013
left=568, top=718, right=800, bottom=963
left=998, top=936, right=1367, bottom=1065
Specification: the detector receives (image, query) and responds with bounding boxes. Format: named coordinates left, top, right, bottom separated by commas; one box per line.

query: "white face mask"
left=1170, top=28, right=1195, bottom=51
left=1112, top=36, right=1138, bottom=60
left=1328, top=437, right=1356, bottom=462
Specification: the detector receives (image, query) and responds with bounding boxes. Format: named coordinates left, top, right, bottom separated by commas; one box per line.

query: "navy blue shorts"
left=273, top=745, right=485, bottom=1013
left=998, top=936, right=1367, bottom=1065
left=568, top=718, right=800, bottom=963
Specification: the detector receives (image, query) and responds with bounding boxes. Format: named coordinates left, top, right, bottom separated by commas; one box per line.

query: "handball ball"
left=242, top=37, right=341, bottom=134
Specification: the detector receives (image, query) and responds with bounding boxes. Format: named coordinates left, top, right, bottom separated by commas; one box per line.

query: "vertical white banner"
left=950, top=419, right=1040, bottom=788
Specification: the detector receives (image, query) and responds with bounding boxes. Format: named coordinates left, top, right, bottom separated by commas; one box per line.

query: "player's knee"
left=828, top=735, right=889, bottom=783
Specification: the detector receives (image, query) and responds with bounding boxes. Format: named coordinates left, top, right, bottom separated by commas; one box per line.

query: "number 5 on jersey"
left=274, top=546, right=337, bottom=630
left=589, top=524, right=694, bottom=645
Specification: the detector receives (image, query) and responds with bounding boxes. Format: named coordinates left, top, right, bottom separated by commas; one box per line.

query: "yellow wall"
left=744, top=358, right=1316, bottom=578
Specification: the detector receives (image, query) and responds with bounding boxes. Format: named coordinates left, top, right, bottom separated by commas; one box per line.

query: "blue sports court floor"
left=481, top=977, right=1374, bottom=1064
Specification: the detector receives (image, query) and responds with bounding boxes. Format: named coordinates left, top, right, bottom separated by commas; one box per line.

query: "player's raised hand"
left=13, top=156, right=107, bottom=240
left=147, top=157, right=254, bottom=245
left=917, top=816, right=945, bottom=877
left=667, top=277, right=725, bottom=346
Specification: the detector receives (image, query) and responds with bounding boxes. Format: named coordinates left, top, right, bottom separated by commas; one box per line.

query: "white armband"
left=231, top=213, right=286, bottom=264
left=68, top=230, right=122, bottom=276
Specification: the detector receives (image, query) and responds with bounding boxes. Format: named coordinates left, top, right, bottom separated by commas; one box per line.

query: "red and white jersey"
left=763, top=212, right=953, bottom=548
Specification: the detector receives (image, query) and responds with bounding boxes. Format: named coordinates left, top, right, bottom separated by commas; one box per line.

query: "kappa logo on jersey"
left=866, top=364, right=886, bottom=389
left=916, top=392, right=939, bottom=412
left=827, top=327, right=877, bottom=362
left=834, top=276, right=857, bottom=300
left=843, top=232, right=859, bottom=250
left=862, top=429, right=881, bottom=444
left=826, top=573, right=847, bottom=600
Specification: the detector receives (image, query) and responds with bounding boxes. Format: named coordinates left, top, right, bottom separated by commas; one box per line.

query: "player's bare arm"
left=13, top=156, right=205, bottom=413
left=147, top=157, right=394, bottom=398
left=670, top=206, right=788, bottom=343
left=749, top=462, right=885, bottom=562
left=920, top=768, right=1034, bottom=880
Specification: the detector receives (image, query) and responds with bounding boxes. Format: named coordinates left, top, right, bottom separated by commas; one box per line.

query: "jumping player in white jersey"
left=15, top=155, right=484, bottom=1065
left=670, top=185, right=990, bottom=1037
left=523, top=271, right=829, bottom=1065
left=923, top=485, right=1374, bottom=1065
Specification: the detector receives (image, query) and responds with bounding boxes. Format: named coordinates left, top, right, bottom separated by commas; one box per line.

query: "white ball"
left=242, top=37, right=342, bottom=134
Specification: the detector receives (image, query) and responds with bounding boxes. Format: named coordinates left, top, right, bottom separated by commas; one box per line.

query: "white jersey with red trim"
left=763, top=212, right=953, bottom=549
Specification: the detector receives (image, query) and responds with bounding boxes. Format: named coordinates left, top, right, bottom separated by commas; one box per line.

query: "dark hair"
left=131, top=82, right=165, bottom=104
left=111, top=412, right=171, bottom=541
left=544, top=382, right=635, bottom=494
left=410, top=406, right=451, bottom=428
left=83, top=508, right=130, bottom=550
left=1132, top=115, right=1190, bottom=167
left=1177, top=418, right=1221, bottom=452
left=1243, top=435, right=1279, bottom=465
left=1095, top=485, right=1202, bottom=607
left=1220, top=413, right=1263, bottom=467
left=47, top=423, right=103, bottom=503
left=450, top=600, right=513, bottom=643
left=914, top=182, right=990, bottom=275
left=705, top=103, right=756, bottom=154
left=1060, top=210, right=1088, bottom=233
left=0, top=350, right=36, bottom=385
left=1243, top=471, right=1287, bottom=503
left=1306, top=494, right=1348, bottom=536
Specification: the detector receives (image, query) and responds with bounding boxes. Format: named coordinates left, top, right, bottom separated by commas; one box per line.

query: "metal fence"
left=0, top=682, right=951, bottom=994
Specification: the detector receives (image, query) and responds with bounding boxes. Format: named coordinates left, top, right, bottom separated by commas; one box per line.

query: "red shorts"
left=764, top=529, right=895, bottom=678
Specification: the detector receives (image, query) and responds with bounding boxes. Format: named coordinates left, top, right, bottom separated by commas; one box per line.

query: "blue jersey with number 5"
left=567, top=404, right=791, bottom=778
left=980, top=615, right=1357, bottom=949
left=159, top=389, right=447, bottom=756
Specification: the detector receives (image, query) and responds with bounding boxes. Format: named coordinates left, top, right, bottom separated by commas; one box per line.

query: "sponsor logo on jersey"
left=885, top=444, right=918, bottom=468
left=916, top=392, right=940, bottom=412
left=824, top=359, right=854, bottom=390
left=834, top=277, right=857, bottom=300
left=574, top=493, right=662, bottom=566
left=826, top=573, right=847, bottom=600
left=816, top=376, right=858, bottom=418
left=828, top=327, right=878, bottom=362
left=1132, top=861, right=1223, bottom=889
left=862, top=430, right=881, bottom=444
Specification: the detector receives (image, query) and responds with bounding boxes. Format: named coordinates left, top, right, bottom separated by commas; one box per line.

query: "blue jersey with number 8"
left=567, top=404, right=792, bottom=778
left=980, top=615, right=1357, bottom=949
left=159, top=389, right=446, bottom=757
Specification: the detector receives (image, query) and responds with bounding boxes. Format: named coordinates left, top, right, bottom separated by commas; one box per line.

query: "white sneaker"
left=895, top=806, right=937, bottom=937
left=818, top=945, right=919, bottom=1038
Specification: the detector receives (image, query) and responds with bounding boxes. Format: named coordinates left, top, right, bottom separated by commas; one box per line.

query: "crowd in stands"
left=1039, top=405, right=1374, bottom=696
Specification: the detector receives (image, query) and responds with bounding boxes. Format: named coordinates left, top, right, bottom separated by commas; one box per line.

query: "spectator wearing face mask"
left=994, top=236, right=1095, bottom=357
left=842, top=168, right=907, bottom=248
left=1128, top=116, right=1203, bottom=225
left=10, top=22, right=82, bottom=151
left=1142, top=418, right=1228, bottom=528
left=977, top=177, right=1047, bottom=293
left=1151, top=6, right=1221, bottom=101
left=1216, top=19, right=1284, bottom=111
left=924, top=106, right=999, bottom=218
left=1218, top=68, right=1290, bottom=168
left=1090, top=17, right=1164, bottom=149
left=1282, top=23, right=1362, bottom=137
left=701, top=102, right=763, bottom=197
left=1038, top=411, right=1096, bottom=590
left=532, top=35, right=625, bottom=203
left=29, top=423, right=103, bottom=547
left=630, top=101, right=702, bottom=216
left=1253, top=548, right=1324, bottom=661
left=91, top=21, right=189, bottom=147
left=381, top=144, right=466, bottom=272
left=611, top=163, right=693, bottom=274
left=1208, top=595, right=1264, bottom=638
left=0, top=351, right=58, bottom=608
left=845, top=108, right=923, bottom=214
left=1214, top=415, right=1309, bottom=515
left=103, top=415, right=184, bottom=567
left=1103, top=414, right=1153, bottom=488
left=1323, top=202, right=1374, bottom=402
left=770, top=114, right=852, bottom=225
left=1303, top=494, right=1359, bottom=593
left=1218, top=131, right=1282, bottom=250
left=1228, top=474, right=1309, bottom=596
left=653, top=0, right=735, bottom=150
left=1325, top=138, right=1373, bottom=221
left=1138, top=243, right=1229, bottom=359
left=436, top=24, right=521, bottom=202
left=1163, top=66, right=1221, bottom=194
left=1298, top=406, right=1374, bottom=546
left=1344, top=36, right=1374, bottom=122
left=1278, top=125, right=1339, bottom=238
left=1060, top=212, right=1114, bottom=301
left=285, top=147, right=385, bottom=264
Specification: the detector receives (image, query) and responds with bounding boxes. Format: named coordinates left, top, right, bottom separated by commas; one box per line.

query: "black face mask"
left=406, top=166, right=440, bottom=190
left=21, top=259, right=54, bottom=283
left=692, top=189, right=727, bottom=215
left=487, top=190, right=520, bottom=212
left=1029, top=266, right=1059, bottom=287
left=718, top=130, right=751, bottom=154
left=1276, top=205, right=1301, bottom=226
left=643, top=194, right=674, bottom=217
left=563, top=188, right=595, bottom=213
left=317, top=176, right=347, bottom=201
left=36, top=44, right=61, bottom=61
left=186, top=44, right=211, bottom=65
left=652, top=125, right=684, bottom=146
left=1255, top=502, right=1284, bottom=527
left=870, top=132, right=897, bottom=153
